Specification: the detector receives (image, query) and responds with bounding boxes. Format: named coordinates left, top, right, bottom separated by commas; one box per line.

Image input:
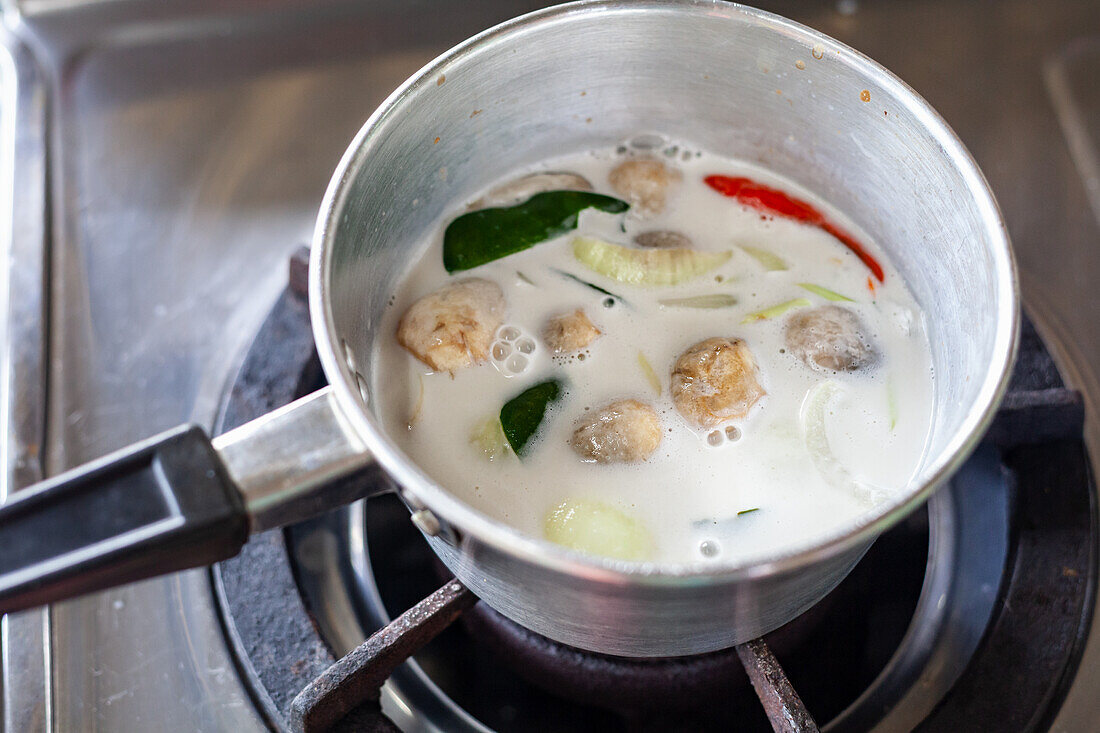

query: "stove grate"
left=213, top=249, right=1096, bottom=732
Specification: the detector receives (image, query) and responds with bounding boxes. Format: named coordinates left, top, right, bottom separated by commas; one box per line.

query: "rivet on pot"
left=354, top=371, right=370, bottom=406
left=411, top=509, right=442, bottom=537
left=340, top=338, right=357, bottom=373
left=340, top=338, right=370, bottom=405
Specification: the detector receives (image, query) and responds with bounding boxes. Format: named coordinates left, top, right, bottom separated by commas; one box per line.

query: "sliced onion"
left=572, top=236, right=732, bottom=286
left=637, top=351, right=662, bottom=395
left=799, top=381, right=885, bottom=506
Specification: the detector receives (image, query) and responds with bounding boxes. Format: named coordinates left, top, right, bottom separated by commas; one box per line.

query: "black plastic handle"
left=0, top=425, right=247, bottom=613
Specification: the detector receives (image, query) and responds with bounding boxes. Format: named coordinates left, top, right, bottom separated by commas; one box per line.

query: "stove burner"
left=348, top=490, right=931, bottom=731
left=291, top=580, right=477, bottom=733
left=212, top=249, right=1096, bottom=732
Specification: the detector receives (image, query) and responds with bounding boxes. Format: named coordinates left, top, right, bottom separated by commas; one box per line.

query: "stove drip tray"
left=213, top=252, right=1095, bottom=732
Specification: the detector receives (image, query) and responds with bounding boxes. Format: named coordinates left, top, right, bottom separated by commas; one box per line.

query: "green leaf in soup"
left=553, top=268, right=628, bottom=305
left=443, top=191, right=629, bottom=272
left=499, top=379, right=563, bottom=456
left=572, top=236, right=732, bottom=286
left=798, top=282, right=855, bottom=302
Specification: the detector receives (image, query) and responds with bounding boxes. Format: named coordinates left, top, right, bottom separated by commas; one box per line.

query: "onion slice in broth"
left=799, top=380, right=886, bottom=507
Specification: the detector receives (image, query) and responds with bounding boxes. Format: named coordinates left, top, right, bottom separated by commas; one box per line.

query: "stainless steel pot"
left=0, top=0, right=1017, bottom=658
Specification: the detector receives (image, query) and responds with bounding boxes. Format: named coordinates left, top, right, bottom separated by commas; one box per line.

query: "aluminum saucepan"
left=0, top=0, right=1017, bottom=657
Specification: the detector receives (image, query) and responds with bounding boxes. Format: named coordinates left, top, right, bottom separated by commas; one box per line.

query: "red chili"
left=703, top=175, right=885, bottom=282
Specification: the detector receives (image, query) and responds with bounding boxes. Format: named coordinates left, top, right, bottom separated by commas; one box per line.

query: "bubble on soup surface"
left=699, top=539, right=721, bottom=558
left=505, top=354, right=527, bottom=373
left=629, top=133, right=666, bottom=150
left=490, top=323, right=537, bottom=377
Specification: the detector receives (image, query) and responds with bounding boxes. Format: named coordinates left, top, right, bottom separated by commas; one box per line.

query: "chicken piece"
left=633, top=230, right=692, bottom=249
left=785, top=305, right=878, bottom=373
left=571, top=399, right=662, bottom=463
left=608, top=159, right=682, bottom=216
left=542, top=309, right=601, bottom=354
left=473, top=172, right=592, bottom=208
left=671, top=337, right=765, bottom=429
left=396, top=279, right=505, bottom=372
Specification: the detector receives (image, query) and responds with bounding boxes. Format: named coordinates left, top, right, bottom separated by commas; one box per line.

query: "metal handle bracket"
left=213, top=386, right=382, bottom=532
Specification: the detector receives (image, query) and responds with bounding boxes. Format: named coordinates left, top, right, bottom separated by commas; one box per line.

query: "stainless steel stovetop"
left=2, top=0, right=1100, bottom=730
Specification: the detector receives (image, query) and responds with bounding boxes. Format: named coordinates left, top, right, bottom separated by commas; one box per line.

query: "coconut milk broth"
left=375, top=140, right=934, bottom=565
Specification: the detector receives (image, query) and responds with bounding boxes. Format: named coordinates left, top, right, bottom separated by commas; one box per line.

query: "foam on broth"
left=374, top=139, right=934, bottom=565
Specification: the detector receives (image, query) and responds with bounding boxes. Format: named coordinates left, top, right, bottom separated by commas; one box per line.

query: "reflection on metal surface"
left=10, top=1, right=554, bottom=729
left=833, top=447, right=1009, bottom=732
left=0, top=22, right=51, bottom=733
left=1045, top=38, right=1100, bottom=233
left=212, top=387, right=375, bottom=532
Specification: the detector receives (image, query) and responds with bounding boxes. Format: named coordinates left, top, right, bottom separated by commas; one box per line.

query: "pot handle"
left=0, top=386, right=381, bottom=613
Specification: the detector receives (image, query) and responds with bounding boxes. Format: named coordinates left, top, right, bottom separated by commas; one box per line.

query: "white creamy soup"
left=375, top=139, right=934, bottom=565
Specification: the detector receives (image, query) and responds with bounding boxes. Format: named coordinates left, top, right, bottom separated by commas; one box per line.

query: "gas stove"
left=211, top=251, right=1092, bottom=731
left=3, top=1, right=1100, bottom=731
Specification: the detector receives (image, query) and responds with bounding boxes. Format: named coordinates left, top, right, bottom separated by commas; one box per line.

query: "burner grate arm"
left=289, top=579, right=477, bottom=733
left=736, top=638, right=820, bottom=733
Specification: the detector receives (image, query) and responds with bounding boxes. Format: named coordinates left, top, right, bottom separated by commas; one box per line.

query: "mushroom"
left=542, top=309, right=601, bottom=354
left=473, top=172, right=593, bottom=208
left=608, top=159, right=682, bottom=216
left=671, top=337, right=765, bottom=429
left=633, top=230, right=692, bottom=249
left=784, top=305, right=878, bottom=373
left=570, top=399, right=662, bottom=463
left=396, top=278, right=505, bottom=372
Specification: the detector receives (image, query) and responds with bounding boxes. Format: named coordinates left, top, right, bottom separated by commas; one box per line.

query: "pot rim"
left=310, top=0, right=1020, bottom=586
